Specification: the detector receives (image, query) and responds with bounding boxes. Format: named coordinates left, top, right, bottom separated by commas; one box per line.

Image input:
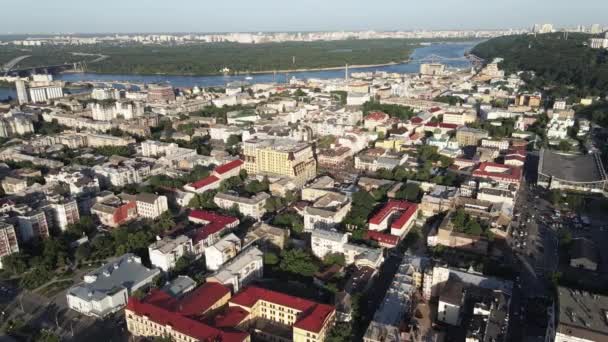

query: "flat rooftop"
left=539, top=149, right=607, bottom=183
left=557, top=286, right=608, bottom=340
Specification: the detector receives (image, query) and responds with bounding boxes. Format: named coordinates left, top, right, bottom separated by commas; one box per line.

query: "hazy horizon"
left=1, top=0, right=607, bottom=34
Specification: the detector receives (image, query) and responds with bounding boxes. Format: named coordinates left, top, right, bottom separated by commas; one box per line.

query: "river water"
left=0, top=41, right=479, bottom=100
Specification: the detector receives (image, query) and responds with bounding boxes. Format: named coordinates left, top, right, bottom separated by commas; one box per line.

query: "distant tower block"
left=345, top=64, right=349, bottom=81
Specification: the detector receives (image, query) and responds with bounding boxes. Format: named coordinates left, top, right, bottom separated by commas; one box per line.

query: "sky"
left=2, top=0, right=607, bottom=34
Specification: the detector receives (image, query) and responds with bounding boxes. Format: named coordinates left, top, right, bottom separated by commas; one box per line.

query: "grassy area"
left=0, top=39, right=432, bottom=76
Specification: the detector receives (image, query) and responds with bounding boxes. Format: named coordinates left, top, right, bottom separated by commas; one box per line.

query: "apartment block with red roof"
left=228, top=286, right=335, bottom=342
left=125, top=282, right=250, bottom=342
left=472, top=162, right=522, bottom=186
left=183, top=159, right=244, bottom=194
left=368, top=200, right=419, bottom=238
left=187, top=210, right=240, bottom=256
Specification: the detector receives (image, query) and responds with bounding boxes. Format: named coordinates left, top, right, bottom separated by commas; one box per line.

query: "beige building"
left=243, top=137, right=317, bottom=188
left=1, top=177, right=27, bottom=194
left=303, top=192, right=351, bottom=232
left=456, top=127, right=489, bottom=147
left=243, top=222, right=289, bottom=250
left=214, top=192, right=270, bottom=221
left=229, top=286, right=335, bottom=342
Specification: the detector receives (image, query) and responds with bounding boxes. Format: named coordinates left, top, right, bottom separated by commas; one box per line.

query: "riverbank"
left=49, top=42, right=481, bottom=90
left=61, top=61, right=407, bottom=78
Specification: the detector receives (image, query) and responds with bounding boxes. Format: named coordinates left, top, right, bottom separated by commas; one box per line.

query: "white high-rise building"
left=15, top=80, right=28, bottom=105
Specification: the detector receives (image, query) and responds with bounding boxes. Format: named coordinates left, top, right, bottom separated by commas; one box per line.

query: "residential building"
left=427, top=210, right=490, bottom=255
left=481, top=138, right=510, bottom=151
left=364, top=112, right=390, bottom=131
left=134, top=193, right=168, bottom=219
left=67, top=254, right=160, bottom=317
left=17, top=210, right=50, bottom=241
left=184, top=159, right=244, bottom=193
left=442, top=109, right=477, bottom=126
left=317, top=146, right=352, bottom=169
left=311, top=229, right=384, bottom=268
left=188, top=210, right=240, bottom=256
left=472, top=162, right=522, bottom=186
left=206, top=246, right=264, bottom=292
left=1, top=177, right=27, bottom=194
left=363, top=254, right=419, bottom=342
left=229, top=286, right=335, bottom=342
left=205, top=233, right=242, bottom=271
left=420, top=63, right=445, bottom=76
left=125, top=283, right=248, bottom=342
left=214, top=192, right=270, bottom=221
left=148, top=235, right=193, bottom=272
left=43, top=197, right=80, bottom=232
left=555, top=287, right=608, bottom=342
left=243, top=222, right=289, bottom=250
left=147, top=84, right=175, bottom=103
left=91, top=193, right=137, bottom=228
left=93, top=160, right=152, bottom=188
left=368, top=200, right=419, bottom=238
left=303, top=192, right=351, bottom=232
left=242, top=137, right=317, bottom=188
left=355, top=149, right=408, bottom=173
left=0, top=223, right=19, bottom=269
left=456, top=127, right=489, bottom=147
left=420, top=185, right=460, bottom=216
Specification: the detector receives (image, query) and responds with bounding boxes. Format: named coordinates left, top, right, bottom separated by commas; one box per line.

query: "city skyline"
left=2, top=0, right=607, bottom=34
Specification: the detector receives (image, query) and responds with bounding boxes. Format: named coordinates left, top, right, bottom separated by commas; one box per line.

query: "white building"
left=206, top=246, right=263, bottom=292
left=66, top=254, right=160, bottom=317
left=214, top=192, right=270, bottom=220
left=0, top=223, right=19, bottom=269
left=148, top=235, right=193, bottom=272
left=135, top=193, right=168, bottom=219
left=204, top=233, right=241, bottom=271
left=28, top=85, right=63, bottom=103
left=303, top=192, right=351, bottom=232
left=481, top=139, right=510, bottom=151
left=43, top=198, right=80, bottom=232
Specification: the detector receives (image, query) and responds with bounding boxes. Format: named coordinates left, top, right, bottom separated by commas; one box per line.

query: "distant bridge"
left=71, top=80, right=147, bottom=90
left=1, top=55, right=31, bottom=75
left=410, top=53, right=485, bottom=64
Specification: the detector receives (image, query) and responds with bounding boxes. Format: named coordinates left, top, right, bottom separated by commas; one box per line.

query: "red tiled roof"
left=430, top=107, right=442, bottom=113
left=126, top=297, right=248, bottom=342
left=472, top=162, right=522, bottom=182
left=424, top=122, right=458, bottom=130
left=505, top=155, right=526, bottom=162
left=214, top=307, right=250, bottom=328
left=178, top=283, right=231, bottom=317
left=369, top=200, right=418, bottom=230
left=366, top=230, right=399, bottom=246
left=410, top=117, right=423, bottom=124
left=189, top=175, right=220, bottom=190
left=365, top=111, right=389, bottom=121
left=214, top=160, right=244, bottom=175
left=189, top=210, right=239, bottom=243
left=230, top=286, right=335, bottom=333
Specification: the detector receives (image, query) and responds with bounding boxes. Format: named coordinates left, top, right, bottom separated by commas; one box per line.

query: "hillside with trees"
left=472, top=33, right=608, bottom=100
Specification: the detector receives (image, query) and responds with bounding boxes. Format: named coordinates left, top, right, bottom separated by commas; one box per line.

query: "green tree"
left=226, top=134, right=241, bottom=147
left=264, top=252, right=280, bottom=265
left=326, top=323, right=352, bottom=342
left=558, top=140, right=572, bottom=152
left=395, top=183, right=421, bottom=202
left=279, top=249, right=319, bottom=277
left=323, top=253, right=346, bottom=267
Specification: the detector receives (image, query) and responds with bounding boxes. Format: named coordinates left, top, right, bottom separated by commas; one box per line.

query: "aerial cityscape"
left=0, top=1, right=607, bottom=342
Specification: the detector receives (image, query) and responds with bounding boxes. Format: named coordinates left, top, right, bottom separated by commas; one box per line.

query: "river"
left=0, top=41, right=479, bottom=101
